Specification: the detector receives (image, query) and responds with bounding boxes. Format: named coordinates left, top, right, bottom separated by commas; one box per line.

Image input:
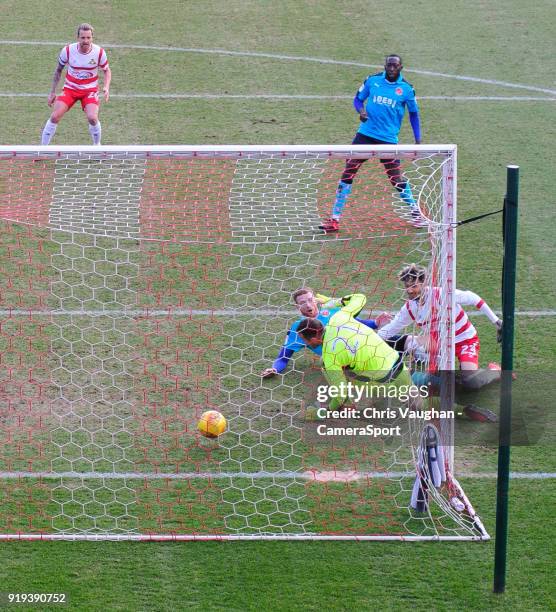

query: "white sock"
left=41, top=119, right=57, bottom=145
left=88, top=122, right=102, bottom=145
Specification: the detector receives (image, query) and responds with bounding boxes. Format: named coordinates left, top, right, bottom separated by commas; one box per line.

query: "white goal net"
left=0, top=145, right=488, bottom=541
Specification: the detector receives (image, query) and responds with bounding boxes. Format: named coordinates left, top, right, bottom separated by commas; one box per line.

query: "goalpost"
left=0, top=145, right=488, bottom=541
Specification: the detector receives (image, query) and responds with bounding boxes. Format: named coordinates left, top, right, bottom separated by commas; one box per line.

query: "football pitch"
left=0, top=0, right=555, bottom=609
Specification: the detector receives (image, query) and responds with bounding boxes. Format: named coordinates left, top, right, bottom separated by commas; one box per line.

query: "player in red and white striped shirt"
left=378, top=263, right=503, bottom=390
left=41, top=24, right=111, bottom=145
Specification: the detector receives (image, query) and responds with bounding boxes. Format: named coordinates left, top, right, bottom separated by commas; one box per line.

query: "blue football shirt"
left=282, top=307, right=341, bottom=358
left=355, top=71, right=418, bottom=143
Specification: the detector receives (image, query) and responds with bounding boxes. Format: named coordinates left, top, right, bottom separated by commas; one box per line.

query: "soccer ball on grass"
left=197, top=410, right=227, bottom=438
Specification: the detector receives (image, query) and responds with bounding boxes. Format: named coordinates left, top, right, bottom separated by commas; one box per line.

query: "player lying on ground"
left=297, top=294, right=420, bottom=411
left=319, top=54, right=422, bottom=234
left=378, top=263, right=503, bottom=392
left=41, top=23, right=111, bottom=145
left=260, top=288, right=391, bottom=378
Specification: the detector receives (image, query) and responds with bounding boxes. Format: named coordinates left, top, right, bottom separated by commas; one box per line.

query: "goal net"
left=0, top=145, right=488, bottom=541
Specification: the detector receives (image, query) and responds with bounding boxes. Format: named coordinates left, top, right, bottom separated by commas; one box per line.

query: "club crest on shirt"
left=395, top=87, right=403, bottom=96
left=321, top=310, right=330, bottom=316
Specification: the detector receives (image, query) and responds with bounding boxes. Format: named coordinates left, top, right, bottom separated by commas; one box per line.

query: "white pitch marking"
left=0, top=469, right=409, bottom=480
left=1, top=40, right=555, bottom=96
left=421, top=95, right=556, bottom=102
left=0, top=309, right=554, bottom=317
left=0, top=92, right=555, bottom=102
left=0, top=470, right=553, bottom=480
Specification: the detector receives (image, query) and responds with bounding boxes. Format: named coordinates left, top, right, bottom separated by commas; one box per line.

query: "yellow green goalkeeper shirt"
left=322, top=294, right=400, bottom=391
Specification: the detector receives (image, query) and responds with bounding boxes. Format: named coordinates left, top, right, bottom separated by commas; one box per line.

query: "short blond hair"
left=292, top=287, right=314, bottom=304
left=77, top=23, right=94, bottom=37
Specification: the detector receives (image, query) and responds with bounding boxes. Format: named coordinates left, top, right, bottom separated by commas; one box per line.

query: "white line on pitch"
left=1, top=92, right=555, bottom=102
left=1, top=40, right=555, bottom=96
left=0, top=470, right=554, bottom=480
left=422, top=95, right=556, bottom=102
left=0, top=470, right=408, bottom=480
left=0, top=309, right=554, bottom=317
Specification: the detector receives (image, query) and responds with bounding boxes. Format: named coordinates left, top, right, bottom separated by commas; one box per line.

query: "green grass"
left=0, top=480, right=554, bottom=611
left=0, top=0, right=555, bottom=608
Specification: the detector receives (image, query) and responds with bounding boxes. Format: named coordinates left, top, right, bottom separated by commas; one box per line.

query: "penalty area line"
left=0, top=470, right=554, bottom=481
left=0, top=308, right=554, bottom=318
left=0, top=92, right=555, bottom=102
left=0, top=39, right=555, bottom=97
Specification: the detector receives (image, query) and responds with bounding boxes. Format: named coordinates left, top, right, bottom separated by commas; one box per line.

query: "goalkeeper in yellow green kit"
left=297, top=293, right=413, bottom=411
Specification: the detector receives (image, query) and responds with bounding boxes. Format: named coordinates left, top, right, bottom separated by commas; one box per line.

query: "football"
left=197, top=410, right=227, bottom=438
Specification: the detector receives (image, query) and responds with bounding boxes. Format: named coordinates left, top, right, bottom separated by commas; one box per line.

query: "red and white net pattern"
left=0, top=148, right=484, bottom=540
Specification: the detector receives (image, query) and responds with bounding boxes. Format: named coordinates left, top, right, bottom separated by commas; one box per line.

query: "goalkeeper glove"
left=340, top=293, right=366, bottom=319
left=315, top=293, right=337, bottom=307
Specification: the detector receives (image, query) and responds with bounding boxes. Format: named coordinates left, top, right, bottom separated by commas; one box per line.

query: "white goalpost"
left=0, top=145, right=488, bottom=541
